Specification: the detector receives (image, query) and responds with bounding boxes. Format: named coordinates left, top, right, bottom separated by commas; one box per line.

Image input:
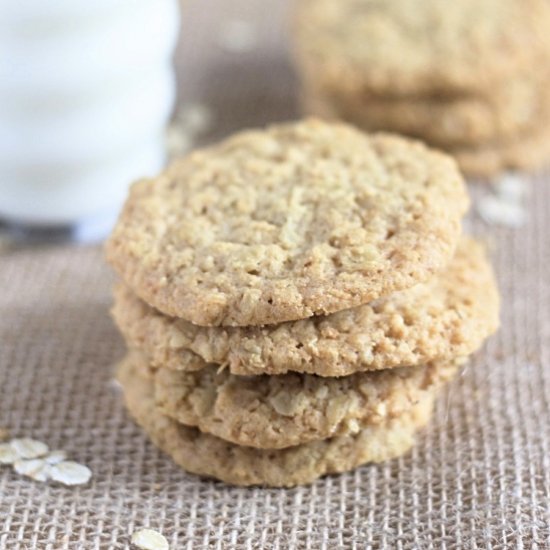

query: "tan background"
left=1, top=1, right=550, bottom=548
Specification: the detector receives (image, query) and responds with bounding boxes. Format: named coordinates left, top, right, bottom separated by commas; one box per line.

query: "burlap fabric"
left=1, top=1, right=549, bottom=548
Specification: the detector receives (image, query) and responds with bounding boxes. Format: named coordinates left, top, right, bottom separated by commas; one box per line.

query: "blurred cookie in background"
left=293, top=0, right=550, bottom=178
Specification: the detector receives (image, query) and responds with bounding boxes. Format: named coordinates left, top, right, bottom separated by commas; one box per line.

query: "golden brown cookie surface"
left=106, top=120, right=468, bottom=327
left=112, top=238, right=498, bottom=377
left=128, top=352, right=456, bottom=449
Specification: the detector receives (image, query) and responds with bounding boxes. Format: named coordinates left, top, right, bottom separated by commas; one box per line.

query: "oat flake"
left=131, top=528, right=169, bottom=550
left=494, top=172, right=527, bottom=201
left=10, top=438, right=49, bottom=459
left=0, top=443, right=19, bottom=465
left=175, top=103, right=212, bottom=135
left=44, top=450, right=68, bottom=465
left=50, top=461, right=92, bottom=486
left=476, top=195, right=526, bottom=228
left=166, top=125, right=192, bottom=159
left=14, top=458, right=51, bottom=482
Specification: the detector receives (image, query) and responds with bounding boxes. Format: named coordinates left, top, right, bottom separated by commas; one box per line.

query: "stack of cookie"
left=293, top=0, right=550, bottom=178
left=106, top=119, right=499, bottom=487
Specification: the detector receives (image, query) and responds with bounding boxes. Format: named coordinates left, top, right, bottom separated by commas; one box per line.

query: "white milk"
left=0, top=0, right=179, bottom=238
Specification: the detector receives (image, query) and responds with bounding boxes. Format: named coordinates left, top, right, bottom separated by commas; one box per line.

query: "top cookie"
left=106, top=119, right=468, bottom=326
left=293, top=0, right=550, bottom=97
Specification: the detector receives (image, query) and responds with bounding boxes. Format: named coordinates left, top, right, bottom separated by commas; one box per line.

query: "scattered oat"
left=131, top=528, right=169, bottom=550
left=44, top=450, right=68, bottom=465
left=476, top=171, right=529, bottom=228
left=14, top=458, right=51, bottom=482
left=476, top=195, right=527, bottom=228
left=10, top=438, right=49, bottom=459
left=50, top=461, right=92, bottom=486
left=166, top=103, right=212, bottom=159
left=175, top=103, right=213, bottom=135
left=1, top=437, right=92, bottom=485
left=493, top=172, right=527, bottom=201
left=0, top=443, right=19, bottom=465
left=166, top=125, right=193, bottom=159
left=166, top=103, right=214, bottom=161
left=218, top=19, right=256, bottom=52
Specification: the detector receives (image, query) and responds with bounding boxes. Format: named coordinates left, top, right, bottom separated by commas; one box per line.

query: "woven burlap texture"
left=1, top=1, right=549, bottom=548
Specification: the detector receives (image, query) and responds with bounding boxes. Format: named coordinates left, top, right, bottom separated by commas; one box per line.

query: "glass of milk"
left=0, top=0, right=179, bottom=241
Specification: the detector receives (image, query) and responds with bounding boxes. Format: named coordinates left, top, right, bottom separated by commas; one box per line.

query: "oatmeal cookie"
left=294, top=0, right=550, bottom=97
left=112, top=238, right=497, bottom=377
left=123, top=352, right=458, bottom=449
left=118, top=357, right=434, bottom=487
left=106, top=119, right=468, bottom=326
